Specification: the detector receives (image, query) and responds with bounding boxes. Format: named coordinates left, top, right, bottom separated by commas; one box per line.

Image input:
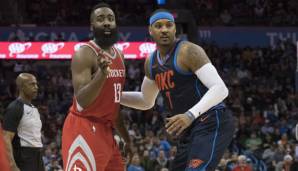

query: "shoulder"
left=179, top=41, right=206, bottom=58
left=178, top=41, right=210, bottom=72
left=4, top=99, right=24, bottom=120
left=71, top=45, right=96, bottom=70
left=3, top=99, right=24, bottom=132
left=72, top=46, right=95, bottom=63
left=6, top=99, right=23, bottom=111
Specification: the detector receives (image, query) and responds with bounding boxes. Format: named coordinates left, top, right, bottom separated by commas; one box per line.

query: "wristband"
left=185, top=111, right=195, bottom=122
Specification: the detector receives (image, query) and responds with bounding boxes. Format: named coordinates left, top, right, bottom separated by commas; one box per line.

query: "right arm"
left=120, top=55, right=159, bottom=110
left=3, top=131, right=19, bottom=171
left=72, top=47, right=111, bottom=109
left=2, top=103, right=23, bottom=171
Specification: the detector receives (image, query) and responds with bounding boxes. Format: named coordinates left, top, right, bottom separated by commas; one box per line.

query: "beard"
left=92, top=27, right=119, bottom=48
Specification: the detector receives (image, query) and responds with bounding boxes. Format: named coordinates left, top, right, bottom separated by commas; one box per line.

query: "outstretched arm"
left=120, top=76, right=159, bottom=110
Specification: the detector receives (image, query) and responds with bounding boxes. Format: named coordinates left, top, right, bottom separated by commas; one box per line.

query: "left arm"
left=114, top=111, right=133, bottom=158
left=187, top=63, right=228, bottom=118
left=183, top=43, right=228, bottom=118
left=166, top=43, right=228, bottom=135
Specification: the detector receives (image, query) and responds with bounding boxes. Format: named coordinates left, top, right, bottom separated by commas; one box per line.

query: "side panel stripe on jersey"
left=195, top=79, right=202, bottom=98
left=149, top=52, right=155, bottom=79
left=173, top=41, right=192, bottom=75
left=200, top=111, right=220, bottom=171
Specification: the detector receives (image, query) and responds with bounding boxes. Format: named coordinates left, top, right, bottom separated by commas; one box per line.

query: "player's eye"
left=166, top=23, right=173, bottom=28
left=108, top=16, right=114, bottom=22
left=154, top=24, right=162, bottom=29
left=97, top=17, right=104, bottom=22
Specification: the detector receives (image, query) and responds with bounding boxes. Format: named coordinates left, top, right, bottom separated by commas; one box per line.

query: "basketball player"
left=0, top=126, right=11, bottom=171
left=62, top=3, right=131, bottom=171
left=120, top=9, right=235, bottom=171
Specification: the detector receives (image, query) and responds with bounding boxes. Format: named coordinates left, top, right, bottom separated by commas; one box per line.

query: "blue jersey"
left=149, top=40, right=225, bottom=116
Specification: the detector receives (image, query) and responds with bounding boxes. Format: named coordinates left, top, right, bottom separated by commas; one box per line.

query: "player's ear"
left=174, top=24, right=176, bottom=34
left=148, top=26, right=152, bottom=36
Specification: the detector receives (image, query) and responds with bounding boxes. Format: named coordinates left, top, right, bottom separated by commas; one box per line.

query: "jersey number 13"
left=113, top=83, right=121, bottom=103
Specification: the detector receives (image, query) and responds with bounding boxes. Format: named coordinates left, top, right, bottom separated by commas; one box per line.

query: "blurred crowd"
left=0, top=39, right=297, bottom=171
left=1, top=0, right=298, bottom=26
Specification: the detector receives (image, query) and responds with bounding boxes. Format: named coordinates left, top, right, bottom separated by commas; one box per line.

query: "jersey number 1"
left=165, top=91, right=173, bottom=109
left=114, top=83, right=121, bottom=103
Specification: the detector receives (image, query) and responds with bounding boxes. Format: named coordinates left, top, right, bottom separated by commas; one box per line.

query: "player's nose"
left=161, top=26, right=169, bottom=33
left=103, top=20, right=111, bottom=28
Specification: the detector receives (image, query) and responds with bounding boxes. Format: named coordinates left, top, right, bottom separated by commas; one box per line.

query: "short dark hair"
left=90, top=2, right=112, bottom=22
left=150, top=8, right=171, bottom=17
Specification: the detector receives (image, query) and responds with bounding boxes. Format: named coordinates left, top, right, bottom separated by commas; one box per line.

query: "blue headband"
left=149, top=12, right=174, bottom=25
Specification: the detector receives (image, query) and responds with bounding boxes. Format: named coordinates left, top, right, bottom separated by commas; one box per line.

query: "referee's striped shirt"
left=3, top=98, right=43, bottom=149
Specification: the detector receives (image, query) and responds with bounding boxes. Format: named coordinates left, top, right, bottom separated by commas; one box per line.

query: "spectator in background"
left=220, top=9, right=232, bottom=25
left=45, top=158, right=62, bottom=171
left=277, top=154, right=293, bottom=171
left=291, top=156, right=298, bottom=171
left=232, top=155, right=253, bottom=171
left=141, top=150, right=154, bottom=171
left=262, top=144, right=276, bottom=169
left=153, top=150, right=168, bottom=171
left=245, top=131, right=262, bottom=152
left=128, top=153, right=145, bottom=171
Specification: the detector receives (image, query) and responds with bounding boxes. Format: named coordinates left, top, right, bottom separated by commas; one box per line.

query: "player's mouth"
left=104, top=29, right=111, bottom=35
left=32, top=91, right=38, bottom=96
left=160, top=36, right=170, bottom=41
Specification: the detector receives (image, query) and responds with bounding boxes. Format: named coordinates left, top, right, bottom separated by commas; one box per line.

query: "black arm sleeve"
left=2, top=100, right=23, bottom=133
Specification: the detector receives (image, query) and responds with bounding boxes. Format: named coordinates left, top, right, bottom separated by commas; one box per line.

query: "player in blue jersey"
left=120, top=9, right=235, bottom=171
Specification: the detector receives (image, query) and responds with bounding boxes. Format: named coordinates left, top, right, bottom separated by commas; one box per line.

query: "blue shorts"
left=170, top=109, right=235, bottom=171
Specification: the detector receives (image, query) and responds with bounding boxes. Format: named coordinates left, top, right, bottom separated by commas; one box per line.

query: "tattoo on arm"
left=186, top=43, right=210, bottom=72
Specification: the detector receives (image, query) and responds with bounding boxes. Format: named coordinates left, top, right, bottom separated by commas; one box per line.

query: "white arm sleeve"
left=120, top=77, right=160, bottom=110
left=188, top=63, right=229, bottom=118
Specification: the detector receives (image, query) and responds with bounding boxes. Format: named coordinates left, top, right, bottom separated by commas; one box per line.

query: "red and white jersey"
left=69, top=40, right=125, bottom=123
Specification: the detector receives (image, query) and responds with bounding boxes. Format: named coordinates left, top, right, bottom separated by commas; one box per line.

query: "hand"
left=97, top=56, right=112, bottom=75
left=165, top=114, right=193, bottom=136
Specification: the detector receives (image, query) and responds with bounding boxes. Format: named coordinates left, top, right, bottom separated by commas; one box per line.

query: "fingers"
left=165, top=116, right=178, bottom=130
left=166, top=116, right=181, bottom=135
left=175, top=125, right=186, bottom=136
left=98, top=56, right=112, bottom=74
left=165, top=115, right=189, bottom=136
left=99, top=57, right=112, bottom=67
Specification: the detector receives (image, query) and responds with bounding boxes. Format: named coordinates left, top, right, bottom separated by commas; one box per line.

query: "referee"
left=2, top=73, right=44, bottom=171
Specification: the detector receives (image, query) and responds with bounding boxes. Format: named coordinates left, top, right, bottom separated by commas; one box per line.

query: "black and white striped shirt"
left=3, top=99, right=43, bottom=148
